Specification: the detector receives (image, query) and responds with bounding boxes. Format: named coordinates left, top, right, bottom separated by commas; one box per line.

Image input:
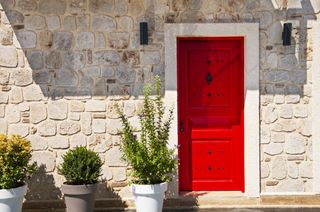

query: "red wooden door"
left=177, top=37, right=244, bottom=191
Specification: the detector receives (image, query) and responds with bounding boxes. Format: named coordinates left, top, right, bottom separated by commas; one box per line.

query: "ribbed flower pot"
left=61, top=183, right=97, bottom=212
left=0, top=184, right=27, bottom=212
left=131, top=182, right=168, bottom=212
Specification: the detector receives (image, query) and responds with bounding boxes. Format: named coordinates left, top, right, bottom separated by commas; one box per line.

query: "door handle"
left=179, top=120, right=184, bottom=132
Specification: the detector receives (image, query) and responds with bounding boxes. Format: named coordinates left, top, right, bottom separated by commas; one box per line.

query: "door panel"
left=177, top=37, right=244, bottom=192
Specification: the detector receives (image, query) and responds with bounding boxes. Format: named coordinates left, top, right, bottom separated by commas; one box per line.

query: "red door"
left=177, top=37, right=244, bottom=191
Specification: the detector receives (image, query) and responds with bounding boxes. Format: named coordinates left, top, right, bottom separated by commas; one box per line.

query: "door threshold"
left=180, top=191, right=247, bottom=199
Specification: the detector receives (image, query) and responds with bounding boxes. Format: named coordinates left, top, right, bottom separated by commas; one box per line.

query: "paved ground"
left=93, top=209, right=320, bottom=212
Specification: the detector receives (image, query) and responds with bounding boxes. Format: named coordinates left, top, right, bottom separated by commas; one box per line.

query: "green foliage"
left=117, top=76, right=176, bottom=185
left=58, top=146, right=103, bottom=185
left=0, top=134, right=37, bottom=189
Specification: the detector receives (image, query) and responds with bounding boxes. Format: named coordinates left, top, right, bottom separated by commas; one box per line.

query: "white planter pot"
left=0, top=184, right=27, bottom=212
left=131, top=182, right=167, bottom=212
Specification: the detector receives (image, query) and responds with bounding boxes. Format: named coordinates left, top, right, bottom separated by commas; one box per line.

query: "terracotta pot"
left=131, top=182, right=167, bottom=212
left=0, top=184, right=27, bottom=212
left=61, top=183, right=97, bottom=212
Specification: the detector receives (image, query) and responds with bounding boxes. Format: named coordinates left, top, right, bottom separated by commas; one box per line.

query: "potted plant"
left=117, top=76, right=176, bottom=212
left=0, top=134, right=37, bottom=212
left=58, top=146, right=103, bottom=212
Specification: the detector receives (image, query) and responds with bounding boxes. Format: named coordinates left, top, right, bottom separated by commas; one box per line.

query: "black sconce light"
left=140, top=22, right=148, bottom=45
left=282, top=22, right=292, bottom=46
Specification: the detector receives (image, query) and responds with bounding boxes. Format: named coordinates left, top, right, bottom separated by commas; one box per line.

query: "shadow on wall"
left=0, top=0, right=314, bottom=102
left=24, top=166, right=128, bottom=210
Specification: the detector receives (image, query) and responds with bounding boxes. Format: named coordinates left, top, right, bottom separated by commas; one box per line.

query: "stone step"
left=23, top=194, right=320, bottom=212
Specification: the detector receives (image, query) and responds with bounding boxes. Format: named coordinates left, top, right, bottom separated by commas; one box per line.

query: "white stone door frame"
left=164, top=23, right=260, bottom=198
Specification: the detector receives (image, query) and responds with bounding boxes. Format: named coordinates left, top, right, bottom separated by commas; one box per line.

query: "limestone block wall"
left=0, top=0, right=318, bottom=200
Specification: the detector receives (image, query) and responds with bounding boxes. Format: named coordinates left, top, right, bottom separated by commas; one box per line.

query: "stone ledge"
left=22, top=195, right=320, bottom=211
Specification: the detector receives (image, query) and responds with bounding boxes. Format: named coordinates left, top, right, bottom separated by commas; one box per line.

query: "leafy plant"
left=58, top=146, right=103, bottom=185
left=0, top=134, right=37, bottom=189
left=117, top=76, right=176, bottom=185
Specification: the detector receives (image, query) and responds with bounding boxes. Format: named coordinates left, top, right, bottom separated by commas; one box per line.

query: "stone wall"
left=0, top=0, right=318, bottom=200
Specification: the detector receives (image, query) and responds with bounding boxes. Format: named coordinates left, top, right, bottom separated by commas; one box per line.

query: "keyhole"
left=206, top=72, right=213, bottom=85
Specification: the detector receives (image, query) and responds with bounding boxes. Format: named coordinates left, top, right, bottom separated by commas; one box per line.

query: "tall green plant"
left=0, top=134, right=37, bottom=189
left=117, top=76, right=176, bottom=184
left=58, top=146, right=103, bottom=185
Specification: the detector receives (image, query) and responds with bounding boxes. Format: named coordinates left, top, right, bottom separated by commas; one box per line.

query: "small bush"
left=0, top=134, right=37, bottom=189
left=117, top=76, right=176, bottom=185
left=58, top=146, right=103, bottom=185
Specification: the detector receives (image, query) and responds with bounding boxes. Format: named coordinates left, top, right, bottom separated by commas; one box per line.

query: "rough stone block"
left=263, top=106, right=278, bottom=124
left=261, top=163, right=270, bottom=179
left=38, top=120, right=56, bottom=137
left=53, top=32, right=74, bottom=50
left=16, top=0, right=38, bottom=12
left=30, top=103, right=47, bottom=124
left=11, top=69, right=32, bottom=86
left=294, top=105, right=308, bottom=118
left=101, top=165, right=113, bottom=180
left=48, top=101, right=68, bottom=120
left=6, top=105, right=20, bottom=124
left=63, top=51, right=86, bottom=70
left=8, top=124, right=29, bottom=137
left=93, top=50, right=120, bottom=65
left=142, top=51, right=161, bottom=65
left=0, top=92, right=9, bottom=104
left=92, top=119, right=106, bottom=133
left=27, top=50, right=43, bottom=70
left=70, top=100, right=84, bottom=112
left=94, top=32, right=106, bottom=49
left=48, top=136, right=69, bottom=149
left=0, top=46, right=17, bottom=67
left=6, top=10, right=24, bottom=26
left=63, top=16, right=76, bottom=31
left=264, top=143, right=283, bottom=156
left=300, top=161, right=313, bottom=178
left=117, top=16, right=133, bottom=31
left=59, top=121, right=81, bottom=135
left=92, top=15, right=116, bottom=32
left=107, top=118, right=122, bottom=135
left=54, top=68, right=78, bottom=87
left=77, top=32, right=94, bottom=49
left=115, top=66, right=136, bottom=84
left=39, top=31, right=53, bottom=49
left=288, top=162, right=299, bottom=179
left=31, top=151, right=56, bottom=172
left=16, top=31, right=37, bottom=49
left=88, top=134, right=111, bottom=153
left=113, top=168, right=127, bottom=182
left=271, top=156, right=287, bottom=180
left=25, top=15, right=46, bottom=30
left=28, top=135, right=48, bottom=150
left=276, top=179, right=304, bottom=192
left=85, top=100, right=106, bottom=112
left=45, top=51, right=62, bottom=69
left=280, top=105, right=293, bottom=119
left=24, top=85, right=46, bottom=101
left=70, top=112, right=80, bottom=121
left=122, top=51, right=140, bottom=66
left=285, top=134, right=306, bottom=155
left=70, top=133, right=86, bottom=148
left=0, top=26, right=13, bottom=45
left=68, top=0, right=87, bottom=14
left=108, top=32, right=129, bottom=49
left=105, top=146, right=127, bottom=166
left=89, top=0, right=114, bottom=13
left=82, top=112, right=92, bottom=135
left=47, top=16, right=61, bottom=31
left=39, top=0, right=66, bottom=15
left=272, top=133, right=285, bottom=143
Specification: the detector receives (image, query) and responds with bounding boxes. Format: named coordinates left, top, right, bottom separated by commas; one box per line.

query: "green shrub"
left=117, top=76, right=176, bottom=185
left=0, top=134, right=37, bottom=189
left=58, top=146, right=103, bottom=185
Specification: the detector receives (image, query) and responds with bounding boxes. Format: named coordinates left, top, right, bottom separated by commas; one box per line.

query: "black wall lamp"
left=282, top=22, right=292, bottom=46
left=140, top=22, right=148, bottom=45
